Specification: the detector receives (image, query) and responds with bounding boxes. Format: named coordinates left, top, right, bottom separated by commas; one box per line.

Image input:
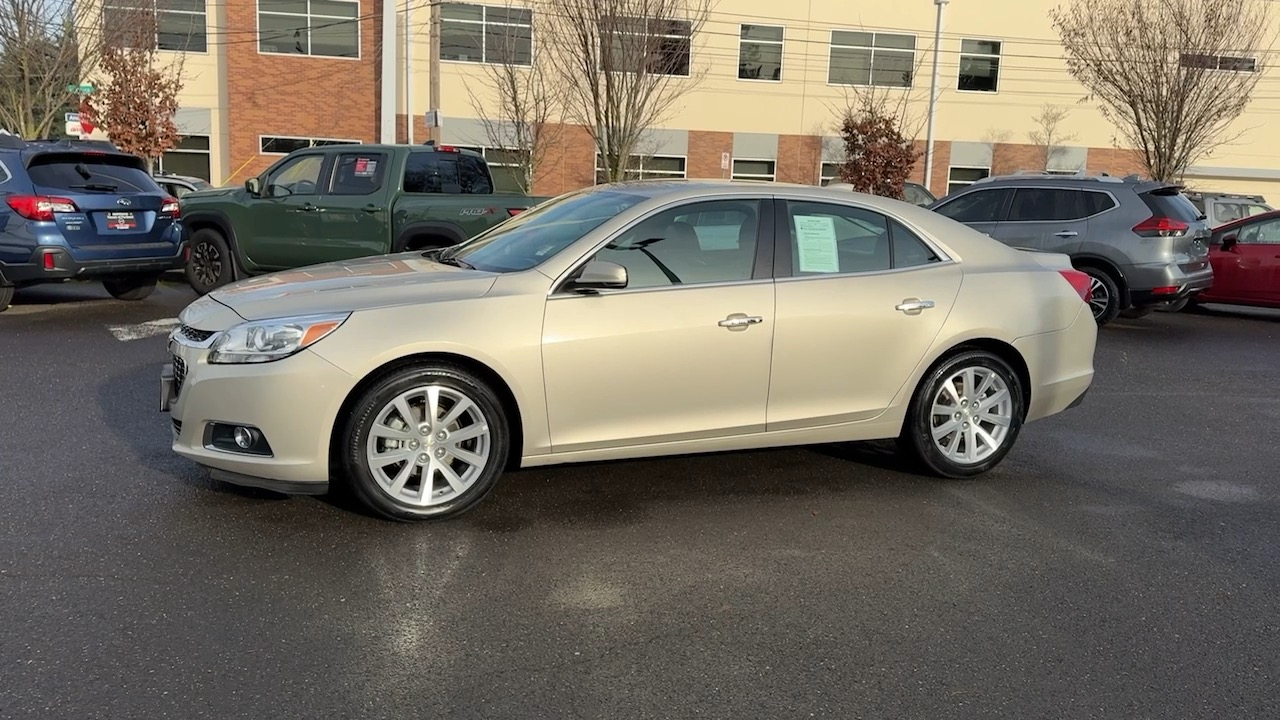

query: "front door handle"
left=1054, top=230, right=1079, bottom=238
left=895, top=298, right=935, bottom=315
left=362, top=204, right=383, bottom=213
left=299, top=203, right=320, bottom=212
left=718, top=313, right=763, bottom=330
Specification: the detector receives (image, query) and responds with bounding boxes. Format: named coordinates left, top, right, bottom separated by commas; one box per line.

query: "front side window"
left=1237, top=218, right=1280, bottom=244
left=958, top=39, right=1000, bottom=92
left=591, top=199, right=763, bottom=289
left=934, top=188, right=1011, bottom=223
left=259, top=0, right=360, bottom=58
left=446, top=189, right=646, bottom=272
left=1213, top=201, right=1271, bottom=225
left=265, top=154, right=324, bottom=196
left=103, top=0, right=208, bottom=52
left=603, top=16, right=692, bottom=76
left=440, top=3, right=533, bottom=65
left=828, top=30, right=916, bottom=87
left=1007, top=188, right=1089, bottom=222
left=739, top=24, right=783, bottom=80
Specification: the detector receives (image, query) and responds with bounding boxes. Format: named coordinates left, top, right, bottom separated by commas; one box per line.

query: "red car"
left=1171, top=208, right=1280, bottom=310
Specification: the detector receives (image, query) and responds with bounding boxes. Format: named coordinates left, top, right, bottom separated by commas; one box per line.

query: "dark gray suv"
left=928, top=173, right=1213, bottom=325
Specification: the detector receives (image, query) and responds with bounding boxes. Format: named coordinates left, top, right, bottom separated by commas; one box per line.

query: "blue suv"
left=0, top=136, right=187, bottom=311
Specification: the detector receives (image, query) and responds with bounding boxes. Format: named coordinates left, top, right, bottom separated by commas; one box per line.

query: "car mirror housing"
left=244, top=178, right=261, bottom=196
left=569, top=261, right=628, bottom=293
left=1221, top=234, right=1237, bottom=250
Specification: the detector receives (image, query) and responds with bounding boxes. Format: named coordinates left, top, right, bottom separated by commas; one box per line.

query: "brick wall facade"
left=687, top=131, right=733, bottom=180
left=777, top=134, right=822, bottom=185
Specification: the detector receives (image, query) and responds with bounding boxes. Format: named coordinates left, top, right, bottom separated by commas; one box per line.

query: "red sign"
left=78, top=99, right=96, bottom=135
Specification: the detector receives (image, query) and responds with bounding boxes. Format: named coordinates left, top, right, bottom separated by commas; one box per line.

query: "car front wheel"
left=342, top=364, right=510, bottom=521
left=186, top=229, right=234, bottom=295
left=103, top=275, right=158, bottom=301
left=899, top=350, right=1026, bottom=478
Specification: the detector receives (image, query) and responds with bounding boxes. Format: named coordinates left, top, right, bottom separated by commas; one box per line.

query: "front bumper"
left=162, top=334, right=356, bottom=492
left=0, top=243, right=187, bottom=287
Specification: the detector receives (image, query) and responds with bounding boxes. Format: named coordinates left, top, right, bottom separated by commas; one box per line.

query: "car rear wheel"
left=1079, top=267, right=1121, bottom=325
left=0, top=284, right=13, bottom=312
left=103, top=275, right=158, bottom=301
left=342, top=364, right=510, bottom=522
left=898, top=350, right=1026, bottom=478
left=186, top=229, right=234, bottom=295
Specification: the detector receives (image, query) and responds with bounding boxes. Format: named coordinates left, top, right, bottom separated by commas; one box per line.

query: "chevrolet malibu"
left=161, top=181, right=1098, bottom=522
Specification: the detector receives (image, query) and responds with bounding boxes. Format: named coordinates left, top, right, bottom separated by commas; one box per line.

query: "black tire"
left=0, top=284, right=12, bottom=312
left=897, top=350, right=1027, bottom=478
left=342, top=363, right=510, bottom=522
left=103, top=275, right=158, bottom=301
left=401, top=234, right=453, bottom=253
left=1079, top=265, right=1121, bottom=326
left=185, top=229, right=234, bottom=295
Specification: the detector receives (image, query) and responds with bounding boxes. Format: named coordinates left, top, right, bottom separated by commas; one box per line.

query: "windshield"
left=444, top=189, right=646, bottom=272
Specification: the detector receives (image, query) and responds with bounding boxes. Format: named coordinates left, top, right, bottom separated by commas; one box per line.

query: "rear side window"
left=1141, top=190, right=1202, bottom=221
left=934, top=188, right=1011, bottom=223
left=1082, top=191, right=1116, bottom=216
left=890, top=220, right=941, bottom=268
left=27, top=154, right=159, bottom=193
left=1008, top=188, right=1089, bottom=221
left=403, top=151, right=493, bottom=194
left=328, top=152, right=388, bottom=195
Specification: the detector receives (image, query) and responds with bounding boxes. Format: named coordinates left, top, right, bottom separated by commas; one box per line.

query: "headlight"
left=208, top=312, right=350, bottom=364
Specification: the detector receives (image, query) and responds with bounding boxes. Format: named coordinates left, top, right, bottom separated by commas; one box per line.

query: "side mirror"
left=244, top=178, right=261, bottom=196
left=1221, top=234, right=1237, bottom=251
left=568, top=261, right=628, bottom=293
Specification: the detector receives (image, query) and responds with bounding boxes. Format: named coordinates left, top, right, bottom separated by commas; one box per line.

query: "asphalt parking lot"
left=2, top=281, right=1279, bottom=719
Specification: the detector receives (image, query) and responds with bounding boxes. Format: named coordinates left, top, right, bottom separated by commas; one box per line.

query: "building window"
left=259, top=0, right=360, bottom=58
left=1180, top=53, right=1258, bottom=72
left=158, top=135, right=211, bottom=180
left=732, top=159, right=776, bottom=182
left=440, top=3, right=533, bottom=65
left=820, top=162, right=842, bottom=185
left=595, top=154, right=687, bottom=183
left=828, top=30, right=916, bottom=87
left=260, top=136, right=360, bottom=154
left=947, top=166, right=990, bottom=195
left=958, top=39, right=1000, bottom=92
left=738, top=24, right=783, bottom=81
left=603, top=17, right=692, bottom=77
left=102, top=0, right=207, bottom=52
left=453, top=146, right=530, bottom=192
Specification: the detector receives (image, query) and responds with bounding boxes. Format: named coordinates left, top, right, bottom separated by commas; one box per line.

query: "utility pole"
left=427, top=0, right=441, bottom=142
left=379, top=0, right=398, bottom=142
left=405, top=0, right=413, bottom=143
left=923, top=0, right=949, bottom=195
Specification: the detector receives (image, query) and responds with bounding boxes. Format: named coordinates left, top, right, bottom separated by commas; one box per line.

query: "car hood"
left=185, top=254, right=500, bottom=326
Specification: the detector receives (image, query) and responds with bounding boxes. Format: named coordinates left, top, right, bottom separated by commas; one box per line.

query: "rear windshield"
left=403, top=151, right=493, bottom=194
left=1141, top=189, right=1202, bottom=222
left=27, top=154, right=159, bottom=193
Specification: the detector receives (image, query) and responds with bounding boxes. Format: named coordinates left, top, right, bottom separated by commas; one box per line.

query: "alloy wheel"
left=1087, top=275, right=1110, bottom=320
left=928, top=366, right=1014, bottom=465
left=192, top=241, right=223, bottom=288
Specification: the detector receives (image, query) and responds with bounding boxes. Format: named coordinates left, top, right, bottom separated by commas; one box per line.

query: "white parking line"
left=108, top=318, right=180, bottom=342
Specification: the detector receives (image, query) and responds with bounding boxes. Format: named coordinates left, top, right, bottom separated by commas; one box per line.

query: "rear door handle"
left=362, top=204, right=384, bottom=213
left=1054, top=230, right=1079, bottom=238
left=718, top=313, right=763, bottom=330
left=896, top=299, right=935, bottom=314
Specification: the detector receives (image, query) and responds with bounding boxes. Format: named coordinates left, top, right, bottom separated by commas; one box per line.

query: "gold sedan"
left=161, top=181, right=1098, bottom=521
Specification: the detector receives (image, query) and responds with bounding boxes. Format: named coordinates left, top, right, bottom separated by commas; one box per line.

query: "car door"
left=930, top=187, right=1011, bottom=238
left=766, top=198, right=963, bottom=430
left=308, top=150, right=393, bottom=262
left=1223, top=217, right=1280, bottom=303
left=994, top=187, right=1091, bottom=254
left=541, top=197, right=775, bottom=453
left=241, top=152, right=328, bottom=270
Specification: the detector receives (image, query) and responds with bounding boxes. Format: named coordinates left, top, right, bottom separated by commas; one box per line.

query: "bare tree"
left=541, top=0, right=712, bottom=183
left=1051, top=0, right=1275, bottom=182
left=982, top=127, right=1012, bottom=173
left=0, top=0, right=152, bottom=138
left=1026, top=104, right=1079, bottom=171
left=464, top=8, right=564, bottom=193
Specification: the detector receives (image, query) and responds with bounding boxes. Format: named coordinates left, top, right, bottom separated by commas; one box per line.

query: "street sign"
left=65, top=121, right=82, bottom=137
left=65, top=112, right=79, bottom=123
left=720, top=152, right=730, bottom=170
left=66, top=82, right=94, bottom=94
left=425, top=110, right=442, bottom=128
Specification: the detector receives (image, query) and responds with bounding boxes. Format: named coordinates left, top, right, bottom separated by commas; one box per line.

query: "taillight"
left=1059, top=268, right=1092, bottom=303
left=1132, top=216, right=1188, bottom=237
left=161, top=196, right=180, bottom=217
left=507, top=208, right=524, bottom=216
left=5, top=195, right=78, bottom=221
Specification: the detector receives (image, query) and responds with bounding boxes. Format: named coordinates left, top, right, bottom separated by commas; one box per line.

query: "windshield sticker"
left=794, top=215, right=839, bottom=273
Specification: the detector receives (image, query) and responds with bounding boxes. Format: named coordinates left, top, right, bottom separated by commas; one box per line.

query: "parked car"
left=161, top=180, right=1097, bottom=521
left=1183, top=190, right=1272, bottom=228
left=0, top=136, right=186, bottom=311
left=178, top=142, right=552, bottom=295
left=928, top=173, right=1213, bottom=325
left=153, top=171, right=214, bottom=199
left=824, top=180, right=936, bottom=207
left=1163, top=208, right=1280, bottom=311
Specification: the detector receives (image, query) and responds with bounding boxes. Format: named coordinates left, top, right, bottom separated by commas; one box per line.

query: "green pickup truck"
left=179, top=143, right=551, bottom=294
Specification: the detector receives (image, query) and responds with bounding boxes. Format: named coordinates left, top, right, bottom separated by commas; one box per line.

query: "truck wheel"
left=104, top=275, right=158, bottom=301
left=0, top=284, right=13, bottom=312
left=402, top=235, right=453, bottom=253
left=186, top=229, right=234, bottom=295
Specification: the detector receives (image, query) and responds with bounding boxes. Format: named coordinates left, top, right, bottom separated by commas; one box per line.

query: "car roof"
left=1213, top=208, right=1280, bottom=231
left=968, top=172, right=1177, bottom=194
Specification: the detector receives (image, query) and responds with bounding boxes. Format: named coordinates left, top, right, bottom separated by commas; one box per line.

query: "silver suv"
left=928, top=173, right=1213, bottom=325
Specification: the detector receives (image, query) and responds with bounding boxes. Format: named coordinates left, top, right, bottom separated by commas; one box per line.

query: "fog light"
left=233, top=426, right=257, bottom=449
